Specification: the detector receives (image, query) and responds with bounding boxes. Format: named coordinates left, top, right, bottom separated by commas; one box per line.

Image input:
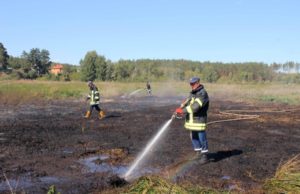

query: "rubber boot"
left=84, top=111, right=91, bottom=119
left=198, top=153, right=208, bottom=164
left=99, top=110, right=105, bottom=119
left=194, top=151, right=202, bottom=160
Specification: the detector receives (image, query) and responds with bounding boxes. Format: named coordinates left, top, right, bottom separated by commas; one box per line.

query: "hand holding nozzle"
left=172, top=107, right=184, bottom=119
left=173, top=98, right=189, bottom=119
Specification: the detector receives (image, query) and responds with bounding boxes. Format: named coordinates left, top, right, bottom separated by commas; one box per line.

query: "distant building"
left=50, top=64, right=63, bottom=75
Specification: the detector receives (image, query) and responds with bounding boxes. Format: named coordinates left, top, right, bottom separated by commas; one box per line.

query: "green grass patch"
left=0, top=81, right=86, bottom=104
left=206, top=83, right=300, bottom=105
left=258, top=95, right=298, bottom=105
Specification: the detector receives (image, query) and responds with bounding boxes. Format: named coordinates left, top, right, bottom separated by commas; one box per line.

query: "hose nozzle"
left=172, top=113, right=183, bottom=120
left=171, top=114, right=176, bottom=120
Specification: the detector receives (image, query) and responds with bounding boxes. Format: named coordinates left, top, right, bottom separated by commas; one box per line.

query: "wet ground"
left=0, top=95, right=300, bottom=193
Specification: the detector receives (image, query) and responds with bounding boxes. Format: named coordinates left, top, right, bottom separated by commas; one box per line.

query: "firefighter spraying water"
left=126, top=82, right=153, bottom=98
left=124, top=76, right=209, bottom=180
left=175, top=77, right=210, bottom=163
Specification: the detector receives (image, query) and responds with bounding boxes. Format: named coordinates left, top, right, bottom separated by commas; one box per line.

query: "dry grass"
left=99, top=176, right=222, bottom=194
left=1, top=80, right=300, bottom=105
left=263, top=154, right=300, bottom=194
left=205, top=83, right=300, bottom=105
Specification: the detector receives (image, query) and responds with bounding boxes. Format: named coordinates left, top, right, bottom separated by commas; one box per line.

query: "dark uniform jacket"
left=182, top=85, right=209, bottom=131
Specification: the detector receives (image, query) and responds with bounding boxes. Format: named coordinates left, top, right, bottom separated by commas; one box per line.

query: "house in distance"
left=50, top=64, right=63, bottom=75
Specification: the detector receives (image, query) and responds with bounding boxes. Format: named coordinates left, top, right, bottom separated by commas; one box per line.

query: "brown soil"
left=0, top=96, right=299, bottom=193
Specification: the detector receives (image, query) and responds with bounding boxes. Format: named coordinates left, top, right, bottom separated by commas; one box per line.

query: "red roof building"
left=50, top=64, right=63, bottom=75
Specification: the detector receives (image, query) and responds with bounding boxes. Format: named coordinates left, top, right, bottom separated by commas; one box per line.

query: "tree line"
left=1, top=42, right=300, bottom=83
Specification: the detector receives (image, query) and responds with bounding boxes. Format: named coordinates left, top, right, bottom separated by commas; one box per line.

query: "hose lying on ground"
left=207, top=108, right=300, bottom=125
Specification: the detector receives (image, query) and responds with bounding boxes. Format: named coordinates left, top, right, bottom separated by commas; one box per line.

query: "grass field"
left=206, top=83, right=300, bottom=105
left=1, top=80, right=300, bottom=105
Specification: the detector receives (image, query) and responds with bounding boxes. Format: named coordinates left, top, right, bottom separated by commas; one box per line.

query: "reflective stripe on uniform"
left=184, top=97, right=206, bottom=131
left=186, top=106, right=193, bottom=123
left=186, top=106, right=193, bottom=113
left=195, top=98, right=203, bottom=107
left=186, top=97, right=202, bottom=113
left=184, top=122, right=206, bottom=131
left=95, top=91, right=99, bottom=100
left=90, top=90, right=100, bottom=105
left=186, top=97, right=202, bottom=126
left=91, top=91, right=95, bottom=103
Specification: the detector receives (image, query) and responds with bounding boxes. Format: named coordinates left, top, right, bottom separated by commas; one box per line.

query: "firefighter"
left=146, top=81, right=152, bottom=95
left=84, top=81, right=105, bottom=119
left=175, top=77, right=209, bottom=163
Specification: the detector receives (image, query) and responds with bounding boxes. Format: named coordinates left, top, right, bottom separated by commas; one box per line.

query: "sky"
left=1, top=0, right=300, bottom=65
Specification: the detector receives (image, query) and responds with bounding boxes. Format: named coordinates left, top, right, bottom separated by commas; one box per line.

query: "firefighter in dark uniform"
left=84, top=81, right=105, bottom=119
left=175, top=77, right=209, bottom=163
left=146, top=81, right=152, bottom=95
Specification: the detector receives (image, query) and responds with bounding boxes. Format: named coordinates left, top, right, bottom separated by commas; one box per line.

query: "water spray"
left=128, top=89, right=144, bottom=96
left=123, top=114, right=176, bottom=180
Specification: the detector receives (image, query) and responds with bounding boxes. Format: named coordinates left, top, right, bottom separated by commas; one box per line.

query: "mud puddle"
left=79, top=154, right=160, bottom=179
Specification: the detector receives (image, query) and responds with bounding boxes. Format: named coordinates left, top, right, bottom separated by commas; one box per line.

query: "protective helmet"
left=189, top=77, right=200, bottom=84
left=87, top=81, right=93, bottom=87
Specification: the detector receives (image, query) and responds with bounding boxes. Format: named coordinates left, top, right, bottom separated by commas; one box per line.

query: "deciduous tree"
left=80, top=51, right=98, bottom=81
left=0, top=43, right=9, bottom=71
left=22, top=48, right=51, bottom=76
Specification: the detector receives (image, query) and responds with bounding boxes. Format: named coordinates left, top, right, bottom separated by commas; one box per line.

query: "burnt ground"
left=0, top=95, right=300, bottom=193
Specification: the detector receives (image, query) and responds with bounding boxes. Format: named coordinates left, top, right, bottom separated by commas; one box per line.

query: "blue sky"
left=1, top=0, right=299, bottom=64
